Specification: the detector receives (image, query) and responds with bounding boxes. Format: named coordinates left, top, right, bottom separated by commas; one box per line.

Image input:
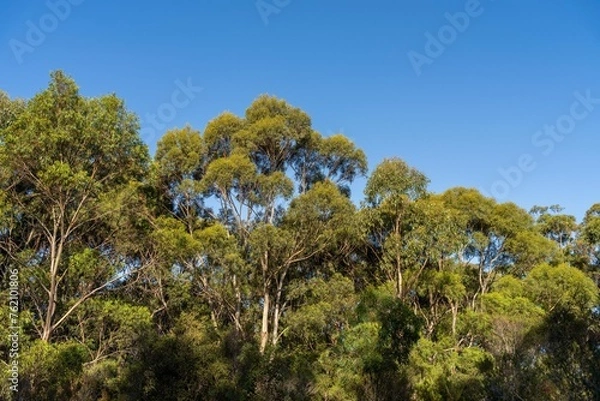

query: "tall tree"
left=579, top=203, right=600, bottom=284
left=0, top=71, right=149, bottom=342
left=363, top=157, right=429, bottom=299
left=441, top=188, right=558, bottom=306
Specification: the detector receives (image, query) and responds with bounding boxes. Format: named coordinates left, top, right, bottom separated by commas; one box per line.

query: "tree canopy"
left=1, top=72, right=599, bottom=401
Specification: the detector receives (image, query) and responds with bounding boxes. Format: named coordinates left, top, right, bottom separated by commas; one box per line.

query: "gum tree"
left=0, top=71, right=149, bottom=342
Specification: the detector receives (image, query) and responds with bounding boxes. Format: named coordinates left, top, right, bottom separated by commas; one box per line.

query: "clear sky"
left=1, top=0, right=599, bottom=221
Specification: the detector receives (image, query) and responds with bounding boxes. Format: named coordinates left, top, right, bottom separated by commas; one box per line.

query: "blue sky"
left=1, top=0, right=599, bottom=220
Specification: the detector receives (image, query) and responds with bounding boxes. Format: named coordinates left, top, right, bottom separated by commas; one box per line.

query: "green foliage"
left=409, top=337, right=493, bottom=401
left=119, top=314, right=238, bottom=401
left=19, top=340, right=88, bottom=401
left=531, top=205, right=578, bottom=247
left=0, top=71, right=150, bottom=342
left=155, top=126, right=204, bottom=179
left=525, top=263, right=598, bottom=314
left=364, top=157, right=429, bottom=207
left=313, top=322, right=381, bottom=401
left=70, top=299, right=152, bottom=360
left=2, top=73, right=599, bottom=400
left=284, top=274, right=357, bottom=351
left=582, top=204, right=600, bottom=245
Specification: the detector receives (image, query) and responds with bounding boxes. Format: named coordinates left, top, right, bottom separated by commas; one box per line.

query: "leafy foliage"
left=1, top=73, right=598, bottom=400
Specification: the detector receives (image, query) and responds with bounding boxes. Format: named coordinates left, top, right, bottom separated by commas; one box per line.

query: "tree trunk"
left=259, top=289, right=270, bottom=354
left=271, top=269, right=287, bottom=347
left=451, top=303, right=458, bottom=336
left=396, top=259, right=403, bottom=299
left=233, top=274, right=243, bottom=336
left=42, top=232, right=63, bottom=342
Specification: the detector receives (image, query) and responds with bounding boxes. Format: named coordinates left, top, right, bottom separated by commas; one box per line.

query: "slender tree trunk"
left=209, top=310, right=218, bottom=330
left=271, top=302, right=280, bottom=347
left=394, top=217, right=403, bottom=299
left=233, top=274, right=243, bottom=336
left=198, top=274, right=219, bottom=330
left=43, top=231, right=63, bottom=342
left=451, top=302, right=458, bottom=336
left=259, top=249, right=271, bottom=354
left=271, top=269, right=287, bottom=347
left=396, top=257, right=403, bottom=299
left=260, top=289, right=270, bottom=354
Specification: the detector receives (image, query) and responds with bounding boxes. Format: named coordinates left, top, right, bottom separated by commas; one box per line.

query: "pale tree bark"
left=271, top=269, right=288, bottom=347
left=260, top=289, right=270, bottom=354
left=259, top=250, right=271, bottom=354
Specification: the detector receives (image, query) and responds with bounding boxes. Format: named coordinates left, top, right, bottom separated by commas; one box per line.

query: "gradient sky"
left=1, top=0, right=599, bottom=220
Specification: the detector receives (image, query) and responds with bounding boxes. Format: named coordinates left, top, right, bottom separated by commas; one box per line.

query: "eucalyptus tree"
left=151, top=95, right=366, bottom=354
left=362, top=157, right=429, bottom=299
left=441, top=188, right=558, bottom=306
left=0, top=92, right=25, bottom=278
left=530, top=204, right=578, bottom=249
left=0, top=71, right=149, bottom=342
left=250, top=181, right=357, bottom=352
left=580, top=203, right=600, bottom=281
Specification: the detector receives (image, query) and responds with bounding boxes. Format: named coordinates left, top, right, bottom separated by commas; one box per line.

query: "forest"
left=1, top=71, right=599, bottom=401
